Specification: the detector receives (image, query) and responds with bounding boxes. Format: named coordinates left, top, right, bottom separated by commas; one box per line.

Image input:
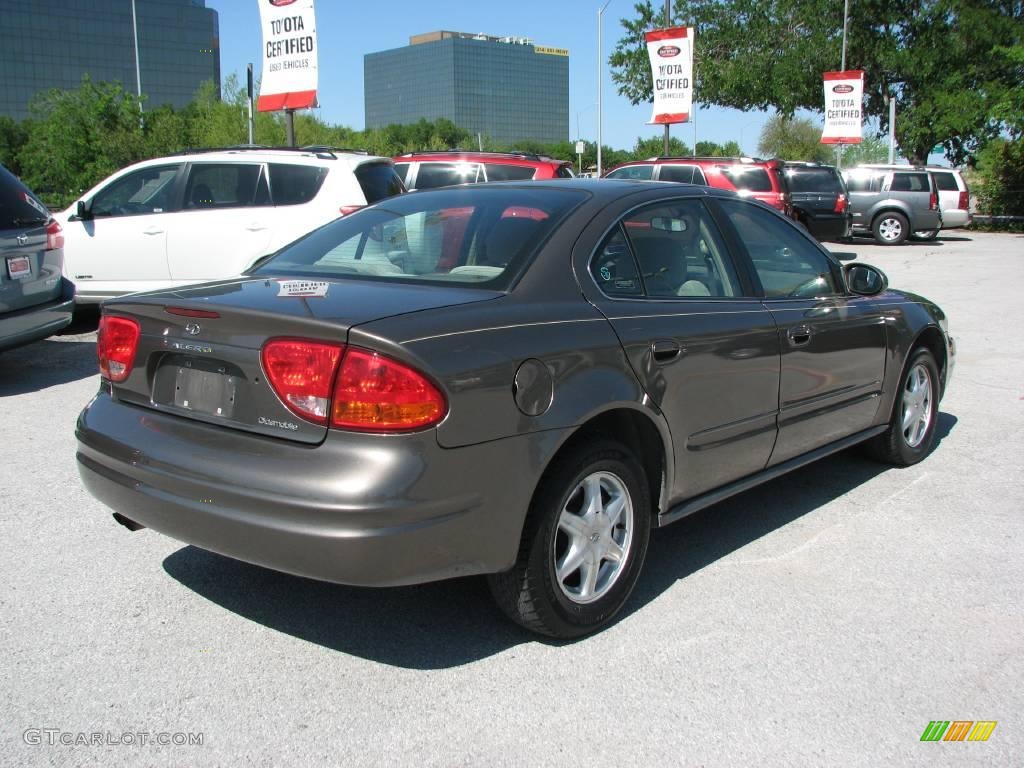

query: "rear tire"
left=487, top=440, right=651, bottom=638
left=866, top=347, right=940, bottom=465
left=912, top=229, right=940, bottom=241
left=872, top=212, right=910, bottom=245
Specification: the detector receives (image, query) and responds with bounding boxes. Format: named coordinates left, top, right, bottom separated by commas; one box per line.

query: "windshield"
left=252, top=186, right=587, bottom=290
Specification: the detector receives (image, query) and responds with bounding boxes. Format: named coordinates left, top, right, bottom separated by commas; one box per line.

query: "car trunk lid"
left=103, top=277, right=500, bottom=444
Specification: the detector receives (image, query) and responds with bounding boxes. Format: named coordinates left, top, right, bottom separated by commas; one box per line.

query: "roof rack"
left=398, top=149, right=550, bottom=162
left=170, top=145, right=370, bottom=159
left=643, top=155, right=766, bottom=163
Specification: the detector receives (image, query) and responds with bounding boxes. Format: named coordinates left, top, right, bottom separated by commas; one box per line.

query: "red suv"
left=604, top=157, right=792, bottom=215
left=393, top=151, right=575, bottom=190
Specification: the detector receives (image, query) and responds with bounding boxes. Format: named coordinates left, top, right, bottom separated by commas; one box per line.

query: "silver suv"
left=0, top=163, right=74, bottom=352
left=842, top=165, right=942, bottom=245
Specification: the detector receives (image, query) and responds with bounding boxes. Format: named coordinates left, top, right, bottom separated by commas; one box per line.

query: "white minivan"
left=55, top=147, right=405, bottom=303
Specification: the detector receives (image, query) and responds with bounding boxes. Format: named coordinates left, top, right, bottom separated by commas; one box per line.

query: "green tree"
left=0, top=116, right=28, bottom=174
left=695, top=140, right=742, bottom=157
left=972, top=138, right=1024, bottom=216
left=609, top=0, right=1024, bottom=165
left=840, top=136, right=889, bottom=166
left=757, top=114, right=832, bottom=162
left=633, top=135, right=691, bottom=158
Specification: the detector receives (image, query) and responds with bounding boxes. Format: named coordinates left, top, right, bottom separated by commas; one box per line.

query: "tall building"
left=365, top=31, right=569, bottom=146
left=0, top=0, right=220, bottom=121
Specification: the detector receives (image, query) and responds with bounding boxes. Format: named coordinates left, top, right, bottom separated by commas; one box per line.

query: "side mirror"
left=75, top=200, right=93, bottom=221
left=831, top=251, right=858, bottom=261
left=844, top=263, right=888, bottom=296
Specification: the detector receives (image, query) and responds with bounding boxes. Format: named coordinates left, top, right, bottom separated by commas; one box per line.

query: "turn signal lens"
left=331, top=348, right=446, bottom=432
left=97, top=316, right=140, bottom=382
left=834, top=194, right=848, bottom=214
left=261, top=339, right=344, bottom=424
left=46, top=219, right=64, bottom=250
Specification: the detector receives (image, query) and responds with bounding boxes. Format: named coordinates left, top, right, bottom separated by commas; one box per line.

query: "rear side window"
left=844, top=171, right=882, bottom=193
left=484, top=163, right=536, bottom=181
left=606, top=165, right=654, bottom=180
left=0, top=165, right=50, bottom=229
left=590, top=228, right=643, bottom=296
left=354, top=163, right=405, bottom=203
left=890, top=172, right=929, bottom=192
left=555, top=165, right=575, bottom=179
left=393, top=163, right=411, bottom=184
left=268, top=164, right=328, bottom=205
left=786, top=168, right=844, bottom=194
left=933, top=172, right=959, bottom=191
left=414, top=162, right=483, bottom=189
left=720, top=166, right=773, bottom=192
left=659, top=165, right=700, bottom=184
left=185, top=163, right=266, bottom=209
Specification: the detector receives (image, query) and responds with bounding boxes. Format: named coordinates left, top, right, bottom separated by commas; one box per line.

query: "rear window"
left=268, top=164, right=328, bottom=205
left=252, top=186, right=587, bottom=290
left=0, top=165, right=50, bottom=229
left=890, top=172, right=930, bottom=192
left=933, top=172, right=959, bottom=191
left=785, top=167, right=844, bottom=194
left=354, top=162, right=405, bottom=203
left=605, top=165, right=654, bottom=180
left=659, top=165, right=700, bottom=184
left=484, top=163, right=536, bottom=181
left=720, top=166, right=773, bottom=192
left=414, top=162, right=483, bottom=189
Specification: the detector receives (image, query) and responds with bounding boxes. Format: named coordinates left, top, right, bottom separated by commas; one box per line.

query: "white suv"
left=55, top=147, right=405, bottom=303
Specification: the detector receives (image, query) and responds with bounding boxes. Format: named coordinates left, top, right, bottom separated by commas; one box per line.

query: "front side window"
left=90, top=165, right=180, bottom=217
left=413, top=162, right=483, bottom=189
left=184, top=163, right=266, bottom=209
left=252, top=186, right=587, bottom=290
left=616, top=199, right=740, bottom=298
left=605, top=165, right=654, bottom=180
left=717, top=198, right=840, bottom=298
left=844, top=171, right=882, bottom=193
left=555, top=165, right=575, bottom=179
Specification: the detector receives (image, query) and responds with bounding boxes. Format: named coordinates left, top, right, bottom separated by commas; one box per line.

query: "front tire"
left=488, top=440, right=651, bottom=638
left=866, top=347, right=940, bottom=465
left=872, top=211, right=910, bottom=245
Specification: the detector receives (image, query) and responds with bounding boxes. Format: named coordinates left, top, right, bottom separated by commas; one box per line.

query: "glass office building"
left=365, top=31, right=569, bottom=146
left=0, top=0, right=219, bottom=121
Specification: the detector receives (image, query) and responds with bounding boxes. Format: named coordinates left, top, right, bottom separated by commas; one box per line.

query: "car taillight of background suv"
left=394, top=150, right=575, bottom=190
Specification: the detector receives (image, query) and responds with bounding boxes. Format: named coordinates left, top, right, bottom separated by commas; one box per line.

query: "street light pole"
left=131, top=0, right=143, bottom=114
left=597, top=0, right=611, bottom=176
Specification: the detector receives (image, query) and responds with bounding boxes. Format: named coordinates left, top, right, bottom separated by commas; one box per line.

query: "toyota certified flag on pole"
left=821, top=70, right=864, bottom=144
left=645, top=26, right=694, bottom=124
left=257, top=0, right=319, bottom=112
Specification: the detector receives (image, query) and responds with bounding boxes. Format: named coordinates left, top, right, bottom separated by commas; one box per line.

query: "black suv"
left=0, top=164, right=74, bottom=352
left=781, top=162, right=852, bottom=242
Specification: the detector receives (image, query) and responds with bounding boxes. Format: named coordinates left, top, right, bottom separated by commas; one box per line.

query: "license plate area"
left=7, top=255, right=31, bottom=279
left=152, top=354, right=244, bottom=420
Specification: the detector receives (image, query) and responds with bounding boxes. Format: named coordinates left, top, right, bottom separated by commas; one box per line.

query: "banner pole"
left=285, top=109, right=296, bottom=147
left=663, top=0, right=670, bottom=156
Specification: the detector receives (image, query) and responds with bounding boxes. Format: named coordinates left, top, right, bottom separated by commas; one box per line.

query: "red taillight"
left=834, top=194, right=848, bottom=214
left=958, top=190, right=969, bottom=210
left=331, top=348, right=446, bottom=432
left=261, top=339, right=344, bottom=425
left=339, top=205, right=364, bottom=216
left=97, top=316, right=140, bottom=382
left=929, top=191, right=938, bottom=210
left=46, top=220, right=64, bottom=250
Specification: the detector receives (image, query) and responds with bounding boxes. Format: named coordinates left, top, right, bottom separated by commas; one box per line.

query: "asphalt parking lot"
left=2, top=230, right=1021, bottom=767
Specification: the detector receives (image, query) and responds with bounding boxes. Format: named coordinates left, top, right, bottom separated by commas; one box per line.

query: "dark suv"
left=394, top=150, right=575, bottom=190
left=603, top=157, right=792, bottom=216
left=0, top=164, right=74, bottom=352
left=781, top=162, right=852, bottom=242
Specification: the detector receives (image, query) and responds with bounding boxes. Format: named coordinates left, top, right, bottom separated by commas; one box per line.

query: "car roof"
left=408, top=177, right=741, bottom=203
left=127, top=147, right=391, bottom=170
left=395, top=150, right=568, bottom=166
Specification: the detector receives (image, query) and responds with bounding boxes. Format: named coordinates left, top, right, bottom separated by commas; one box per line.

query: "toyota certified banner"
left=645, top=26, right=694, bottom=124
left=821, top=70, right=864, bottom=144
left=257, top=0, right=318, bottom=112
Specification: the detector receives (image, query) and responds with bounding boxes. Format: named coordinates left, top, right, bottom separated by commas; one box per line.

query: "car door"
left=886, top=171, right=941, bottom=231
left=584, top=197, right=781, bottom=500
left=165, top=162, right=273, bottom=284
left=63, top=164, right=182, bottom=299
left=713, top=198, right=888, bottom=464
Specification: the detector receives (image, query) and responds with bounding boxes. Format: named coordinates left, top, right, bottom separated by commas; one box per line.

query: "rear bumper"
left=805, top=213, right=852, bottom=242
left=0, top=279, right=75, bottom=352
left=77, top=392, right=561, bottom=587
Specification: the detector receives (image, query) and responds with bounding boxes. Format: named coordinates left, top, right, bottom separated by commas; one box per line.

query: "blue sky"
left=210, top=0, right=779, bottom=153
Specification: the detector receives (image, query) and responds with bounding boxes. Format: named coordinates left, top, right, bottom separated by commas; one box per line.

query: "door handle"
left=787, top=325, right=812, bottom=347
left=142, top=228, right=164, bottom=235
left=245, top=224, right=268, bottom=232
left=651, top=339, right=683, bottom=363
